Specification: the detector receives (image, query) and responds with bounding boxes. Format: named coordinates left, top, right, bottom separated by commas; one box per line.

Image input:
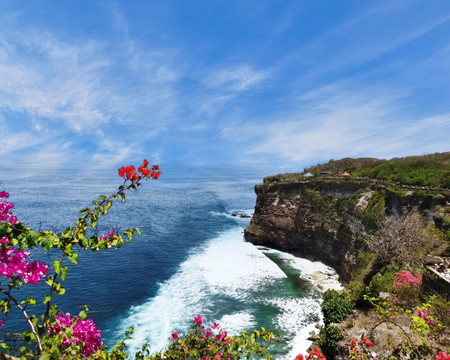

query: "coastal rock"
left=244, top=177, right=449, bottom=281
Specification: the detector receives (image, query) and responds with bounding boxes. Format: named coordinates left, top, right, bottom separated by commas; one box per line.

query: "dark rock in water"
left=231, top=213, right=237, bottom=217
left=240, top=214, right=251, bottom=218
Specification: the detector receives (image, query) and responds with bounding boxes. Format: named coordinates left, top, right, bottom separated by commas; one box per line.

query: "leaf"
left=25, top=230, right=39, bottom=247
left=53, top=260, right=61, bottom=275
left=0, top=299, right=11, bottom=314
left=120, top=193, right=126, bottom=202
left=43, top=294, right=52, bottom=304
left=23, top=331, right=37, bottom=343
left=79, top=310, right=87, bottom=320
left=60, top=266, right=68, bottom=281
left=0, top=223, right=11, bottom=237
left=40, top=234, right=53, bottom=251
left=68, top=253, right=78, bottom=264
left=79, top=208, right=90, bottom=215
left=103, top=200, right=112, bottom=215
left=26, top=297, right=36, bottom=306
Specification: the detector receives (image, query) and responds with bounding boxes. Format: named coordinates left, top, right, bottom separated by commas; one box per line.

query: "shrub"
left=368, top=267, right=398, bottom=295
left=319, top=325, right=343, bottom=359
left=345, top=281, right=369, bottom=307
left=322, top=289, right=354, bottom=325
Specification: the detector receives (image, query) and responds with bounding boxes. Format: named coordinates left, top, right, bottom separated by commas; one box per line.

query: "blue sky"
left=0, top=1, right=449, bottom=172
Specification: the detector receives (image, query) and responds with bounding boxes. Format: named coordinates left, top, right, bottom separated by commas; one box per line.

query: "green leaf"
left=63, top=227, right=73, bottom=236
left=43, top=294, right=52, bottom=304
left=79, top=310, right=87, bottom=320
left=25, top=230, right=40, bottom=247
left=79, top=208, right=90, bottom=215
left=60, top=266, right=68, bottom=281
left=120, top=193, right=126, bottom=202
left=0, top=223, right=12, bottom=237
left=68, top=253, right=78, bottom=264
left=26, top=297, right=36, bottom=306
left=45, top=275, right=54, bottom=286
left=0, top=299, right=11, bottom=314
left=80, top=236, right=89, bottom=248
left=23, top=331, right=37, bottom=343
left=40, top=234, right=53, bottom=251
left=53, top=260, right=61, bottom=274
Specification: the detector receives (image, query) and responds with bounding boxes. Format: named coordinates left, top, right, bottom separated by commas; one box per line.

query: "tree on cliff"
left=355, top=213, right=444, bottom=285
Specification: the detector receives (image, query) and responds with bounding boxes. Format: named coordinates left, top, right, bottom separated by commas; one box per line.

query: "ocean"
left=0, top=166, right=335, bottom=359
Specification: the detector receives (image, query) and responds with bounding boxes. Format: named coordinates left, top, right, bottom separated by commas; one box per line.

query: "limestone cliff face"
left=244, top=177, right=449, bottom=282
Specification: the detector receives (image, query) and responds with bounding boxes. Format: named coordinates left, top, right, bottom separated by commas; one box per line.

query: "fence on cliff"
left=421, top=267, right=450, bottom=300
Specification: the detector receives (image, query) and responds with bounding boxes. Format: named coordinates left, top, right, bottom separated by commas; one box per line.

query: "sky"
left=0, top=0, right=449, bottom=173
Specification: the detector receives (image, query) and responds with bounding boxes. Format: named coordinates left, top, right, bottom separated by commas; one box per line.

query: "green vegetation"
left=322, top=289, right=354, bottom=326
left=319, top=325, right=343, bottom=359
left=303, top=152, right=450, bottom=188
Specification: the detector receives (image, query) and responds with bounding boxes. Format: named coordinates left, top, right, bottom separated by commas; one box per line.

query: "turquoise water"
left=0, top=167, right=323, bottom=358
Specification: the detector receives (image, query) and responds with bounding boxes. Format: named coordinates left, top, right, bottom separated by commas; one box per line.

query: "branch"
left=0, top=287, right=43, bottom=354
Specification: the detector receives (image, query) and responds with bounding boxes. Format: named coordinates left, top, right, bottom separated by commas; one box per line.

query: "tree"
left=357, top=213, right=444, bottom=285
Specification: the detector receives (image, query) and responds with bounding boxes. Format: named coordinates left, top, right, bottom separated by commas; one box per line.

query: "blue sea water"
left=0, top=166, right=324, bottom=359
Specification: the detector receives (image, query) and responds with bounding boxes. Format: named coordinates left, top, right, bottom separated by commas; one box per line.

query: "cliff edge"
left=244, top=175, right=449, bottom=282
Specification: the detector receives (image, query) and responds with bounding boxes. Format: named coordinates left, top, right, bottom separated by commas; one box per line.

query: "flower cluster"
left=394, top=270, right=422, bottom=290
left=436, top=351, right=450, bottom=360
left=0, top=238, right=49, bottom=284
left=118, top=159, right=160, bottom=182
left=348, top=337, right=376, bottom=360
left=416, top=308, right=433, bottom=325
left=99, top=230, right=115, bottom=240
left=159, top=316, right=274, bottom=360
left=294, top=348, right=326, bottom=360
left=0, top=191, right=18, bottom=224
left=50, top=312, right=103, bottom=356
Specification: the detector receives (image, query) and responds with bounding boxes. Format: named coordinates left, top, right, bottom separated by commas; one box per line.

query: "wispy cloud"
left=240, top=82, right=449, bottom=166
left=200, top=64, right=271, bottom=92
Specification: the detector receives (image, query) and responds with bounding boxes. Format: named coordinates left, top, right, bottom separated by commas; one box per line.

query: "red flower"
left=143, top=159, right=149, bottom=167
left=294, top=355, right=304, bottom=360
left=364, top=337, right=373, bottom=347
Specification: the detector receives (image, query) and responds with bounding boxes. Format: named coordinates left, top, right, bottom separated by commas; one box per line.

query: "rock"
left=244, top=177, right=448, bottom=282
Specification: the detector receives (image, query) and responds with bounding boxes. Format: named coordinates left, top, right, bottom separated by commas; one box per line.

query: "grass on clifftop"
left=302, top=152, right=450, bottom=188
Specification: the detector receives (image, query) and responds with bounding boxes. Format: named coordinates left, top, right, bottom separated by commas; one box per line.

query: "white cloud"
left=242, top=83, right=450, bottom=165
left=201, top=64, right=271, bottom=92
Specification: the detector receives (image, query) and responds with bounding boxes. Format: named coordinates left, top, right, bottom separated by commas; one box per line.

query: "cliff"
left=244, top=177, right=450, bottom=282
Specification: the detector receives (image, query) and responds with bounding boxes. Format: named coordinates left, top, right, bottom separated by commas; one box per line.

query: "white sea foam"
left=261, top=248, right=344, bottom=293
left=113, top=227, right=286, bottom=354
left=112, top=228, right=340, bottom=358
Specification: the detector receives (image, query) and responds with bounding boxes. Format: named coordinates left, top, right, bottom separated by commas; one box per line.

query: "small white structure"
left=304, top=172, right=313, bottom=178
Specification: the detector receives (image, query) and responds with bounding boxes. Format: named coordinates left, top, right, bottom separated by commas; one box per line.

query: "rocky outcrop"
left=244, top=177, right=449, bottom=282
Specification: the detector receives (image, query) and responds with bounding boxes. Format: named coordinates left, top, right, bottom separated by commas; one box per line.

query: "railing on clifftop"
left=421, top=266, right=450, bottom=300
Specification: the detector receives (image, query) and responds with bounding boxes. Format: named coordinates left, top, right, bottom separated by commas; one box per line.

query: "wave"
left=105, top=226, right=327, bottom=359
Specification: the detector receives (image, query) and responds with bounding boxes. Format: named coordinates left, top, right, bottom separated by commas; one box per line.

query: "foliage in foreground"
left=0, top=161, right=275, bottom=360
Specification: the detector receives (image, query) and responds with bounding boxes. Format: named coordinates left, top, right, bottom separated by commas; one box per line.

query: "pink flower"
left=171, top=331, right=179, bottom=341
left=0, top=248, right=49, bottom=284
left=51, top=312, right=103, bottom=356
left=436, top=352, right=450, bottom=360
left=0, top=319, right=3, bottom=328
left=193, top=315, right=203, bottom=325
